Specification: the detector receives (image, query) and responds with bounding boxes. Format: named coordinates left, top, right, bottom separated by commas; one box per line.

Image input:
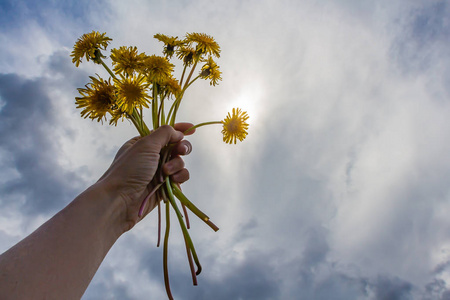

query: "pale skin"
left=0, top=123, right=195, bottom=300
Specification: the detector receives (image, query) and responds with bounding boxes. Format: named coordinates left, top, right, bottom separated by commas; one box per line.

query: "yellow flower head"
left=176, top=45, right=198, bottom=66
left=114, top=74, right=151, bottom=115
left=71, top=31, right=112, bottom=67
left=109, top=106, right=128, bottom=126
left=144, top=55, right=174, bottom=84
left=75, top=75, right=116, bottom=122
left=185, top=32, right=220, bottom=58
left=154, top=34, right=184, bottom=58
left=160, top=76, right=182, bottom=98
left=221, top=108, right=249, bottom=144
left=110, top=46, right=147, bottom=77
left=200, top=56, right=222, bottom=86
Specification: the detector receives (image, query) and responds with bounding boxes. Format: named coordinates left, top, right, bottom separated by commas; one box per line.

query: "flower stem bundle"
left=71, top=31, right=249, bottom=299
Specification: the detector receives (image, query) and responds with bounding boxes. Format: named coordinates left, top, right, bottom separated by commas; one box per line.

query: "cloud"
left=373, top=276, right=414, bottom=300
left=190, top=254, right=281, bottom=300
left=139, top=244, right=281, bottom=300
left=0, top=73, right=79, bottom=214
left=2, top=1, right=450, bottom=299
left=0, top=0, right=111, bottom=77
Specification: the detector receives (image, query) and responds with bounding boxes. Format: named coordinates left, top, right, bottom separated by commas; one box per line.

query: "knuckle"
left=159, top=124, right=173, bottom=132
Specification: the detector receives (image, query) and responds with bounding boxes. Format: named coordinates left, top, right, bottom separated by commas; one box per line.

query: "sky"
left=1, top=0, right=450, bottom=299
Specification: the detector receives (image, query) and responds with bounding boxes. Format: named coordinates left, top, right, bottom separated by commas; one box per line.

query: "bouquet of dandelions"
left=70, top=31, right=249, bottom=299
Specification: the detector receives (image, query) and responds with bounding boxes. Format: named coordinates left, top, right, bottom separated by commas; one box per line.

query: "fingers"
left=117, top=123, right=193, bottom=157
left=114, top=125, right=192, bottom=185
left=141, top=125, right=184, bottom=151
left=173, top=122, right=196, bottom=135
left=172, top=139, right=192, bottom=156
left=166, top=136, right=192, bottom=183
left=163, top=156, right=185, bottom=175
left=163, top=156, right=190, bottom=183
left=171, top=169, right=190, bottom=183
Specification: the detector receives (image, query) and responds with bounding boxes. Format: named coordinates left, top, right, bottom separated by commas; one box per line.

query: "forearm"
left=0, top=182, right=125, bottom=300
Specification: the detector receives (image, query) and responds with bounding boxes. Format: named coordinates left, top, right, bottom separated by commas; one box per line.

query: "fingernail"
left=184, top=143, right=192, bottom=154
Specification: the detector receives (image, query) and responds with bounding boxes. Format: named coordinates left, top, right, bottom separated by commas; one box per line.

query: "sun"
left=227, top=84, right=263, bottom=124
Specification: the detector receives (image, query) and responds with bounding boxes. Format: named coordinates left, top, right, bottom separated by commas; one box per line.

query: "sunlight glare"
left=226, top=82, right=264, bottom=124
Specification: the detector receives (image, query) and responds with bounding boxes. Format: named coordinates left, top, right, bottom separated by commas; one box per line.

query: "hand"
left=0, top=124, right=196, bottom=300
left=97, top=123, right=195, bottom=232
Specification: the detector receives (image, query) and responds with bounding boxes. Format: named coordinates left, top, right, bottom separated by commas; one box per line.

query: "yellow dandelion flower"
left=109, top=106, right=128, bottom=126
left=161, top=76, right=182, bottom=98
left=176, top=45, right=198, bottom=66
left=200, top=56, right=222, bottom=86
left=144, top=55, right=174, bottom=83
left=75, top=75, right=116, bottom=122
left=110, top=46, right=147, bottom=77
left=221, top=108, right=249, bottom=144
left=154, top=33, right=184, bottom=58
left=186, top=32, right=220, bottom=58
left=71, top=31, right=112, bottom=67
left=114, top=74, right=151, bottom=115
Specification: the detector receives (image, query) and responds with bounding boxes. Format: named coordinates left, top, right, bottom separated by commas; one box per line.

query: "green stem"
left=167, top=58, right=201, bottom=126
left=184, top=121, right=222, bottom=134
left=183, top=74, right=200, bottom=91
left=183, top=230, right=197, bottom=285
left=163, top=198, right=173, bottom=300
left=183, top=59, right=199, bottom=90
left=157, top=196, right=161, bottom=247
left=158, top=92, right=167, bottom=126
left=179, top=64, right=188, bottom=87
left=165, top=178, right=202, bottom=275
left=152, top=83, right=158, bottom=129
left=166, top=90, right=184, bottom=126
left=99, top=58, right=118, bottom=80
left=171, top=183, right=219, bottom=232
left=131, top=109, right=150, bottom=136
left=139, top=106, right=143, bottom=131
left=128, top=112, right=146, bottom=136
left=169, top=75, right=201, bottom=126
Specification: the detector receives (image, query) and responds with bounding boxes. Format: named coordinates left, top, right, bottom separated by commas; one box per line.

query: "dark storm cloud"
left=293, top=256, right=415, bottom=300
left=373, top=276, right=413, bottom=300
left=129, top=218, right=420, bottom=300
left=0, top=0, right=107, bottom=30
left=285, top=228, right=370, bottom=299
left=410, top=2, right=450, bottom=44
left=392, top=1, right=450, bottom=79
left=120, top=218, right=281, bottom=300
left=190, top=256, right=280, bottom=300
left=433, top=259, right=450, bottom=275
left=0, top=52, right=86, bottom=215
left=298, top=228, right=330, bottom=283
left=424, top=278, right=450, bottom=300
left=143, top=249, right=281, bottom=300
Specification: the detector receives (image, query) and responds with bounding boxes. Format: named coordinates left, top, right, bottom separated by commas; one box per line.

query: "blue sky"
left=2, top=0, right=450, bottom=299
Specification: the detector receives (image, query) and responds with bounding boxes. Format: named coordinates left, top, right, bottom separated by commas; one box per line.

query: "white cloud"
left=2, top=0, right=450, bottom=299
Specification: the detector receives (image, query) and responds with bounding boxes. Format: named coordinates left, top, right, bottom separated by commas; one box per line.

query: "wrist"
left=82, top=180, right=129, bottom=238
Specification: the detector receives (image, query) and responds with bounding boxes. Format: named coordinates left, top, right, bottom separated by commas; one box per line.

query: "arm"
left=0, top=124, right=194, bottom=300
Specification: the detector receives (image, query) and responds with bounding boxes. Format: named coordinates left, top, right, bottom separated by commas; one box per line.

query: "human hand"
left=97, top=123, right=195, bottom=232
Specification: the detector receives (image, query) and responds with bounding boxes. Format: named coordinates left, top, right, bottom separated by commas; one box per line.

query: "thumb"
left=142, top=125, right=184, bottom=151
